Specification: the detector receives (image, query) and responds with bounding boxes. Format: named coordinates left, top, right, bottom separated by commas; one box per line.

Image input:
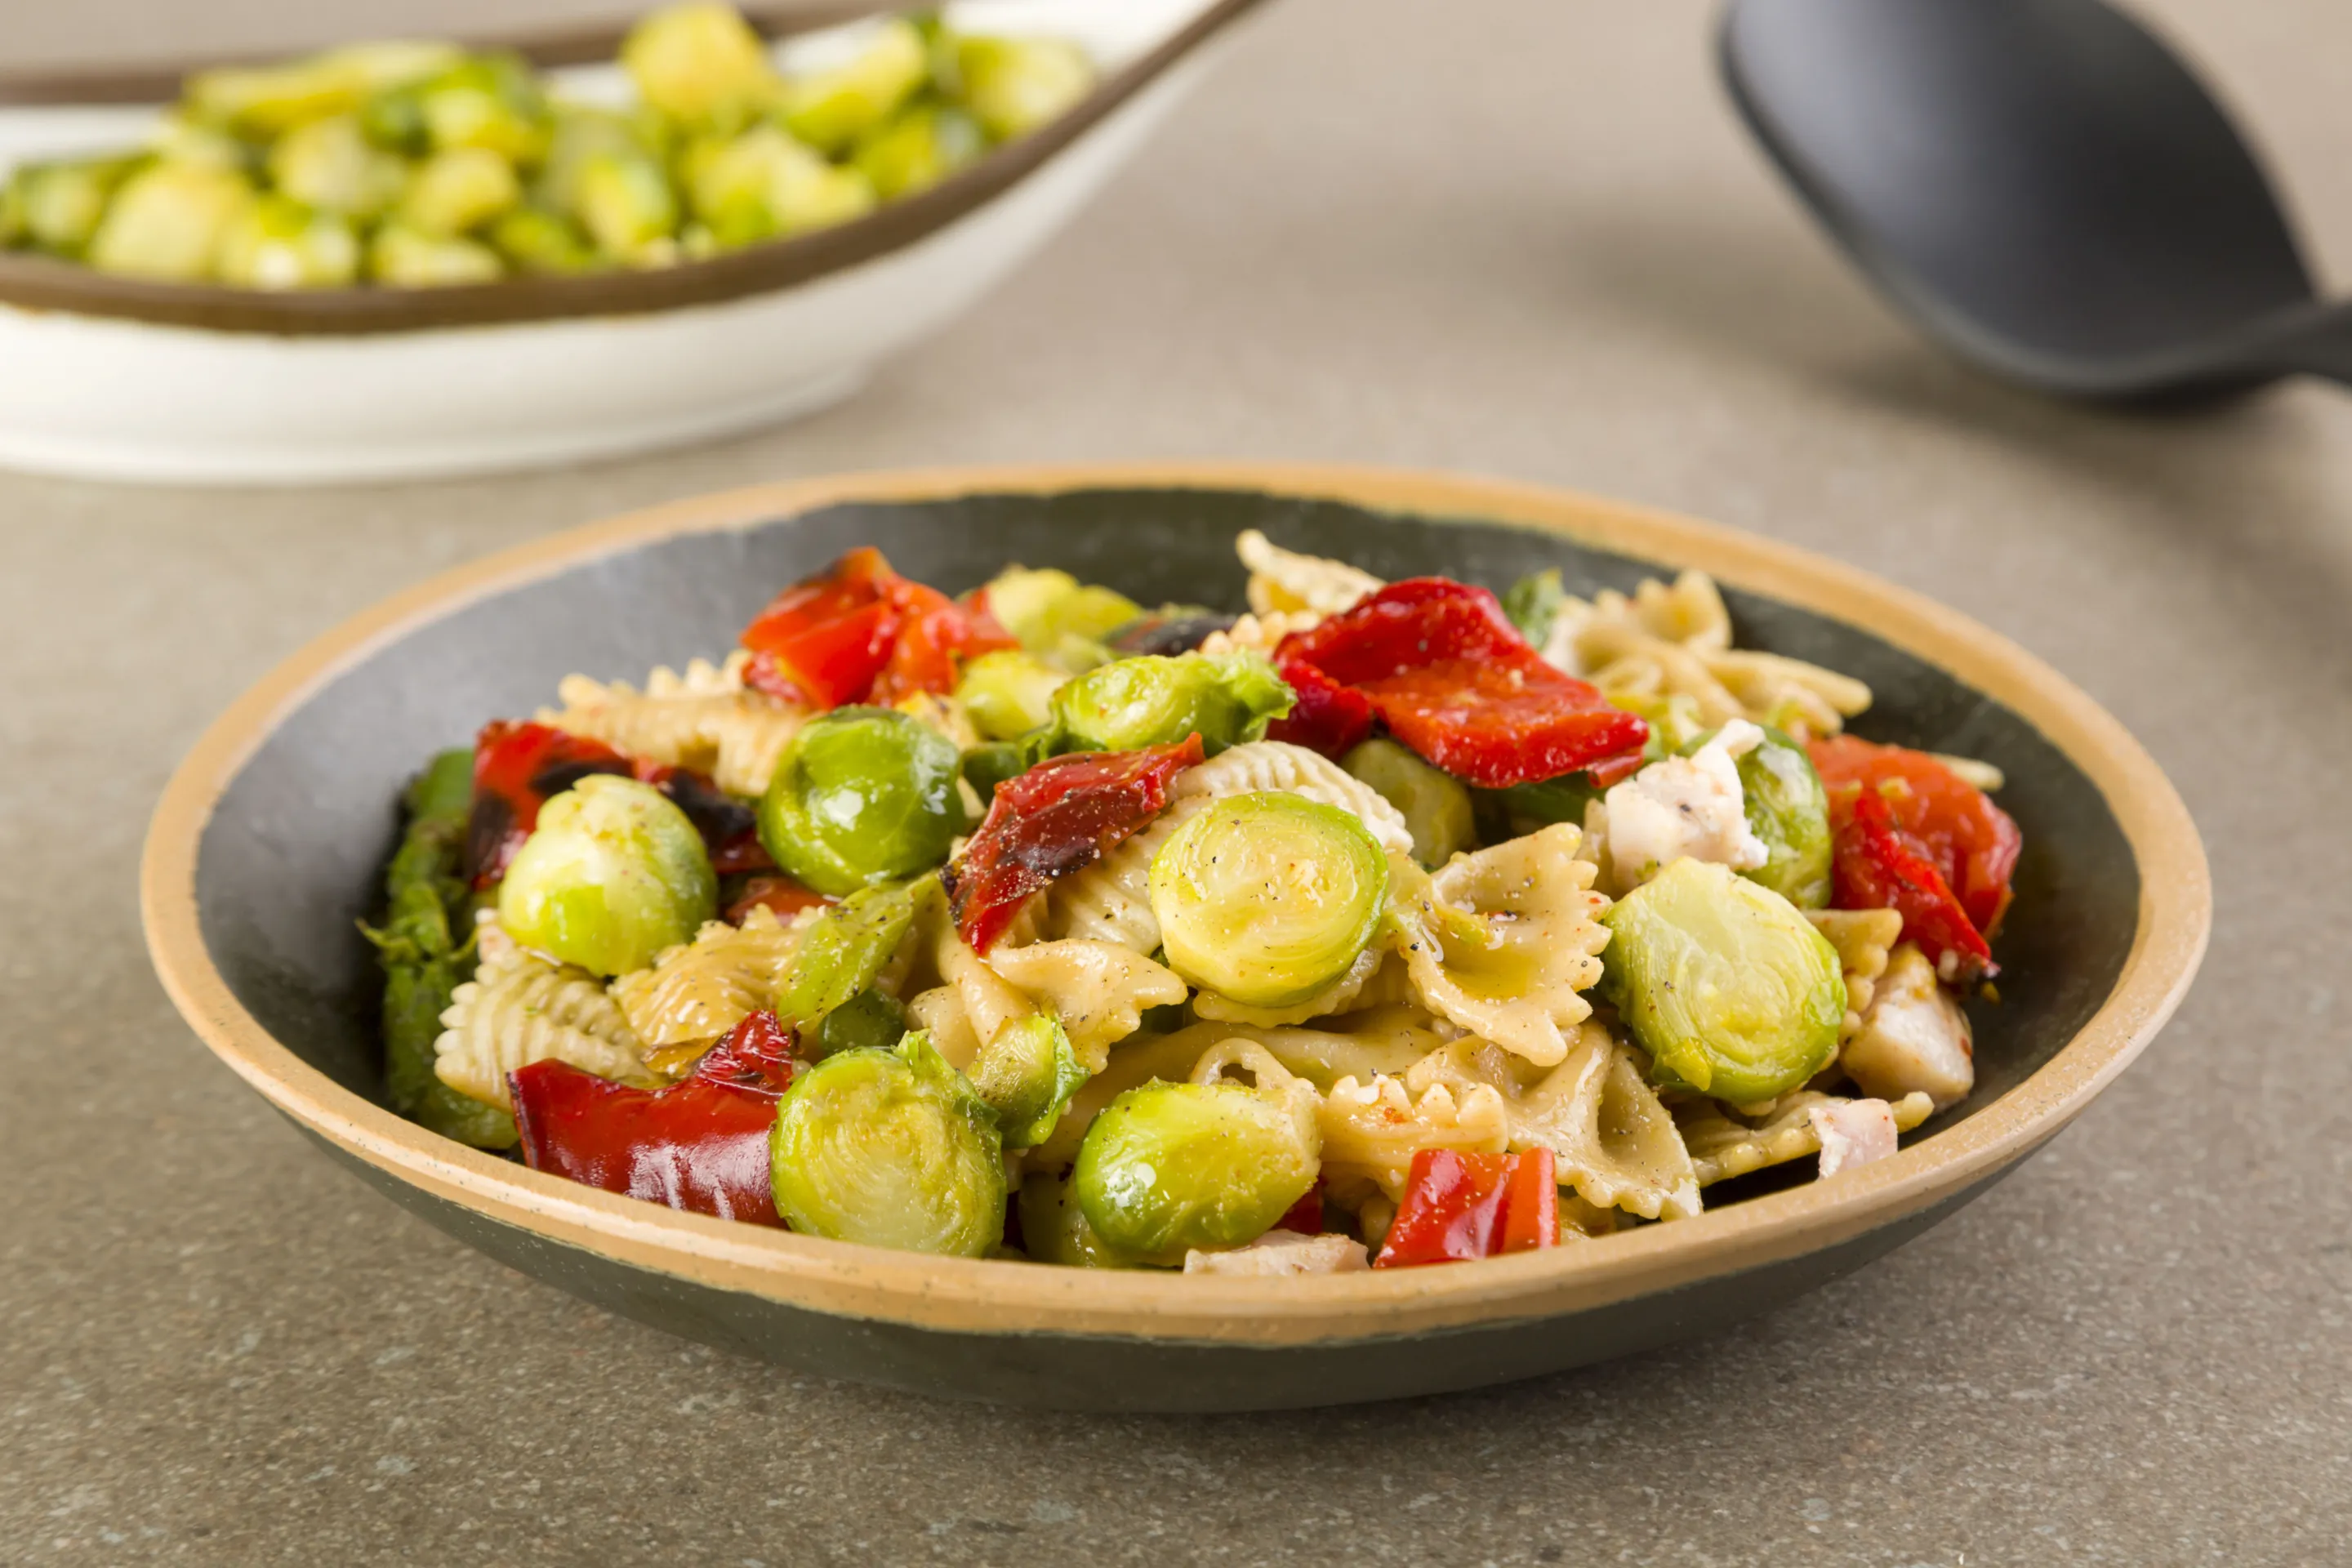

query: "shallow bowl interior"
left=144, top=466, right=2207, bottom=1410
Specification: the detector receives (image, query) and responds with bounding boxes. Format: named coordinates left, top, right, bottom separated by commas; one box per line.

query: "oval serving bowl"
left=0, top=0, right=1258, bottom=485
left=141, top=464, right=2208, bottom=1412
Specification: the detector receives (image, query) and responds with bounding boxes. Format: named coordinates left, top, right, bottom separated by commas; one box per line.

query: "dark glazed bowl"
left=141, top=466, right=2208, bottom=1411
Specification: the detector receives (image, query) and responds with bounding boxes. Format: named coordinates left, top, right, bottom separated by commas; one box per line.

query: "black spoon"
left=1718, top=0, right=2352, bottom=400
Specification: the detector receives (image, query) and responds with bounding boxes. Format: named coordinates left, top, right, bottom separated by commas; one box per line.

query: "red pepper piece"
left=1278, top=579, right=1649, bottom=787
left=466, top=720, right=633, bottom=888
left=1828, top=783, right=1997, bottom=982
left=1263, top=656, right=1375, bottom=759
left=947, top=735, right=1206, bottom=953
left=628, top=759, right=773, bottom=876
left=740, top=547, right=1014, bottom=709
left=1273, top=1185, right=1324, bottom=1236
left=1373, top=1148, right=1561, bottom=1267
left=724, top=874, right=833, bottom=925
left=510, top=1011, right=794, bottom=1224
left=1809, top=736, right=2021, bottom=938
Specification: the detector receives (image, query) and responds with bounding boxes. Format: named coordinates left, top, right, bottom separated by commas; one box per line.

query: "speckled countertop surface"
left=3, top=0, right=2347, bottom=1561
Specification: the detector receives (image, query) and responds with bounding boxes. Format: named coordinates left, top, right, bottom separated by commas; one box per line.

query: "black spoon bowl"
left=1720, top=0, right=2352, bottom=399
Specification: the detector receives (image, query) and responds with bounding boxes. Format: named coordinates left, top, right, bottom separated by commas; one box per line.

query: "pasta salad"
left=369, top=532, right=2019, bottom=1272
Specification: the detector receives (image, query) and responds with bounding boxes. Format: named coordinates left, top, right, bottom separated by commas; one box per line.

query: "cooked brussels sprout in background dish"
left=497, top=773, right=718, bottom=976
left=1150, top=791, right=1388, bottom=1009
left=758, top=706, right=966, bottom=896
left=980, top=566, right=1143, bottom=661
left=953, top=649, right=1068, bottom=742
left=0, top=1, right=1098, bottom=289
left=769, top=1031, right=1006, bottom=1257
left=1074, top=1080, right=1321, bottom=1264
left=1600, top=858, right=1844, bottom=1102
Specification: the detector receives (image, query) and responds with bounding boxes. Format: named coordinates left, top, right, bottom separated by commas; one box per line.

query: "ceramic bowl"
left=140, top=465, right=2208, bottom=1411
left=0, top=1, right=1256, bottom=484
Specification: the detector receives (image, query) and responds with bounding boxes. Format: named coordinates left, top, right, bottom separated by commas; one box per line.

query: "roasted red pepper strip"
left=1373, top=1148, right=1560, bottom=1267
left=947, top=735, right=1206, bottom=953
left=1263, top=656, right=1374, bottom=758
left=724, top=874, right=833, bottom=925
left=1809, top=736, right=2021, bottom=938
left=1273, top=1185, right=1325, bottom=1237
left=740, top=547, right=1013, bottom=708
left=1827, top=783, right=1998, bottom=982
left=464, top=722, right=769, bottom=889
left=1277, top=580, right=1648, bottom=787
left=510, top=1011, right=795, bottom=1224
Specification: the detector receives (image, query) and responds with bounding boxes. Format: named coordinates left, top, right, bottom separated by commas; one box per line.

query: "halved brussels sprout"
left=758, top=707, right=967, bottom=897
left=773, top=878, right=924, bottom=1031
left=533, top=105, right=662, bottom=216
left=85, top=163, right=253, bottom=280
left=853, top=102, right=986, bottom=200
left=953, top=650, right=1067, bottom=742
left=412, top=54, right=549, bottom=163
left=681, top=123, right=874, bottom=247
left=214, top=195, right=361, bottom=288
left=368, top=222, right=503, bottom=286
left=268, top=114, right=408, bottom=220
left=1476, top=772, right=1602, bottom=846
left=773, top=17, right=929, bottom=154
left=621, top=0, right=781, bottom=132
left=1501, top=568, right=1566, bottom=645
left=399, top=146, right=520, bottom=236
left=1687, top=724, right=1833, bottom=910
left=497, top=774, right=717, bottom=977
left=981, top=567, right=1143, bottom=657
left=968, top=1013, right=1088, bottom=1149
left=958, top=741, right=1027, bottom=806
left=769, top=1030, right=1005, bottom=1257
left=489, top=207, right=603, bottom=275
left=1036, top=650, right=1292, bottom=758
left=1016, top=1172, right=1136, bottom=1267
left=185, top=41, right=458, bottom=139
left=1599, top=857, right=1844, bottom=1102
left=813, top=985, right=907, bottom=1059
left=1149, top=791, right=1388, bottom=1009
left=574, top=151, right=681, bottom=258
left=1073, top=1080, right=1318, bottom=1264
left=1343, top=739, right=1475, bottom=867
left=10, top=157, right=140, bottom=256
left=949, top=34, right=1095, bottom=141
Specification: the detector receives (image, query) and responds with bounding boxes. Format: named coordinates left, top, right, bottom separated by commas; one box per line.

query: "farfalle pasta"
left=373, top=528, right=2020, bottom=1269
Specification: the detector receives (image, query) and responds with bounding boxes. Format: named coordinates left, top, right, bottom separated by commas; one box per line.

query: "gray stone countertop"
left=2, top=0, right=2346, bottom=1561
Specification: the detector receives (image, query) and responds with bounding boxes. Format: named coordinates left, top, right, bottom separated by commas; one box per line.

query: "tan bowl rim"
left=140, top=462, right=2210, bottom=1346
left=0, top=0, right=1264, bottom=336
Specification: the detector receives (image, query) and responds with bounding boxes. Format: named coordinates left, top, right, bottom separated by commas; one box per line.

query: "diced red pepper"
left=724, top=874, right=833, bottom=925
left=1263, top=656, right=1374, bottom=759
left=1277, top=580, right=1649, bottom=787
left=1828, top=782, right=1998, bottom=982
left=1809, top=736, right=2021, bottom=938
left=1273, top=1185, right=1324, bottom=1237
left=739, top=547, right=1013, bottom=709
left=1372, top=1148, right=1560, bottom=1267
left=947, top=735, right=1206, bottom=954
left=510, top=1011, right=795, bottom=1224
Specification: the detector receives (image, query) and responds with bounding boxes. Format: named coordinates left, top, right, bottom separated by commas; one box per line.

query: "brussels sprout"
left=268, top=114, right=408, bottom=220
left=769, top=1030, right=1006, bottom=1257
left=1599, top=857, right=1844, bottom=1102
left=959, top=742, right=1027, bottom=806
left=773, top=878, right=924, bottom=1031
left=149, top=114, right=255, bottom=173
left=1501, top=568, right=1566, bottom=645
left=813, top=985, right=907, bottom=1059
left=186, top=41, right=459, bottom=139
left=1036, top=651, right=1293, bottom=759
left=1150, top=791, right=1388, bottom=1009
left=1074, top=1080, right=1318, bottom=1264
left=573, top=150, right=683, bottom=258
left=680, top=122, right=873, bottom=247
left=969, top=1013, right=1088, bottom=1149
left=532, top=105, right=662, bottom=214
left=368, top=221, right=503, bottom=286
left=412, top=54, right=549, bottom=163
left=1692, top=725, right=1833, bottom=910
left=853, top=102, right=985, bottom=200
left=9, top=157, right=139, bottom=256
left=1343, top=739, right=1474, bottom=867
left=948, top=34, right=1095, bottom=141
left=1016, top=1172, right=1136, bottom=1267
left=497, top=774, right=717, bottom=977
left=953, top=649, right=1067, bottom=742
left=399, top=145, right=520, bottom=235
left=774, top=17, right=929, bottom=155
left=622, top=0, right=782, bottom=133
left=85, top=163, right=253, bottom=280
left=488, top=206, right=604, bottom=274
left=981, top=567, right=1143, bottom=655
left=213, top=195, right=361, bottom=288
left=758, top=707, right=966, bottom=898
